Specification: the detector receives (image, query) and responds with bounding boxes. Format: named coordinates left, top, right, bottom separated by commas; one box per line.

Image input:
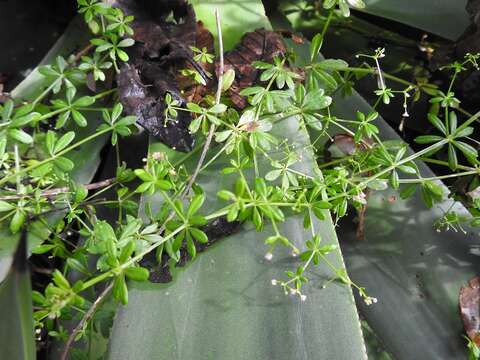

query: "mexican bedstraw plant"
left=1, top=0, right=480, bottom=356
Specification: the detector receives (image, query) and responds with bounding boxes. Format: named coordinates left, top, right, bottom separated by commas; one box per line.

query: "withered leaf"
left=178, top=21, right=215, bottom=104
left=219, top=29, right=286, bottom=109
left=118, top=63, right=193, bottom=151
left=276, top=30, right=305, bottom=44
left=459, top=276, right=480, bottom=345
left=115, top=0, right=196, bottom=63
left=115, top=0, right=202, bottom=152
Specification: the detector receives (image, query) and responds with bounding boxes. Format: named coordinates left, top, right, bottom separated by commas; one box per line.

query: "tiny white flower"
left=289, top=288, right=298, bottom=295
left=364, top=296, right=378, bottom=306
left=271, top=279, right=278, bottom=286
left=353, top=191, right=366, bottom=203
left=151, top=152, right=163, bottom=160
left=291, top=251, right=298, bottom=258
left=264, top=252, right=273, bottom=261
left=300, top=294, right=307, bottom=302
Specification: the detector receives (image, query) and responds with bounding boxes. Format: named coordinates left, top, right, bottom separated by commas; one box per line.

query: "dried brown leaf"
left=460, top=276, right=480, bottom=345
left=218, top=29, right=286, bottom=109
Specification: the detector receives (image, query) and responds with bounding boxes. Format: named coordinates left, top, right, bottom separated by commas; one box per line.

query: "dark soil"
left=0, top=0, right=76, bottom=91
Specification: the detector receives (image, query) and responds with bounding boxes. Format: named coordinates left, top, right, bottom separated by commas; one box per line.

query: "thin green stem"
left=321, top=10, right=334, bottom=38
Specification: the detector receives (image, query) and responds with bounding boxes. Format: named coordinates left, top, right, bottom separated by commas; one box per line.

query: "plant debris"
left=459, top=276, right=480, bottom=345
left=220, top=29, right=286, bottom=109
left=178, top=21, right=215, bottom=104
left=115, top=0, right=202, bottom=151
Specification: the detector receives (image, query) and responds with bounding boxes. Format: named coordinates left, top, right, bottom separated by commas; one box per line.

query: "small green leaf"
left=52, top=270, right=70, bottom=289
left=72, top=110, right=88, bottom=127
left=310, top=33, right=323, bottom=62
left=265, top=169, right=282, bottom=181
left=0, top=201, right=15, bottom=212
left=221, top=69, right=235, bottom=92
left=54, top=157, right=75, bottom=171
left=125, top=267, right=149, bottom=282
left=209, top=104, right=227, bottom=114
left=188, top=194, right=205, bottom=217
left=448, top=144, right=458, bottom=170
left=190, top=228, right=208, bottom=244
left=156, top=180, right=172, bottom=191
left=74, top=96, right=95, bottom=107
left=316, top=59, right=348, bottom=71
left=414, top=135, right=444, bottom=144
left=113, top=275, right=128, bottom=305
left=45, top=131, right=56, bottom=156
left=454, top=140, right=477, bottom=159
left=54, top=131, right=75, bottom=154
left=8, top=129, right=33, bottom=144
left=366, top=179, right=388, bottom=190
left=427, top=113, right=446, bottom=134
left=118, top=38, right=135, bottom=47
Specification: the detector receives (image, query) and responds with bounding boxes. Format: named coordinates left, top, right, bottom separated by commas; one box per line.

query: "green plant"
left=1, top=0, right=480, bottom=358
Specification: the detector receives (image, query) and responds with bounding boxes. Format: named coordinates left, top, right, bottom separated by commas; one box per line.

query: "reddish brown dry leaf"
left=115, top=0, right=200, bottom=151
left=332, top=134, right=357, bottom=155
left=219, top=29, right=286, bottom=109
left=0, top=73, right=10, bottom=104
left=115, top=0, right=197, bottom=64
left=276, top=30, right=305, bottom=44
left=179, top=21, right=215, bottom=104
left=460, top=276, right=480, bottom=345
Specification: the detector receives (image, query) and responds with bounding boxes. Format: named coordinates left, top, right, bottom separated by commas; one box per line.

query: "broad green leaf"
left=361, top=0, right=469, bottom=41
left=0, top=234, right=35, bottom=360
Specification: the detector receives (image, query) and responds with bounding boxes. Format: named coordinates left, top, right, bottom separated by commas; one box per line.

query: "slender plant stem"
left=321, top=10, right=334, bottom=38
left=60, top=283, right=113, bottom=360
left=181, top=9, right=224, bottom=198
left=398, top=170, right=479, bottom=183
left=0, top=178, right=116, bottom=200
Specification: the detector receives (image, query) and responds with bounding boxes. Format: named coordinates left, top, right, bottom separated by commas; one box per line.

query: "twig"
left=13, top=144, right=21, bottom=191
left=154, top=9, right=224, bottom=236
left=60, top=283, right=113, bottom=360
left=0, top=177, right=116, bottom=201
left=72, top=43, right=94, bottom=64
left=181, top=8, right=224, bottom=198
left=355, top=189, right=370, bottom=240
